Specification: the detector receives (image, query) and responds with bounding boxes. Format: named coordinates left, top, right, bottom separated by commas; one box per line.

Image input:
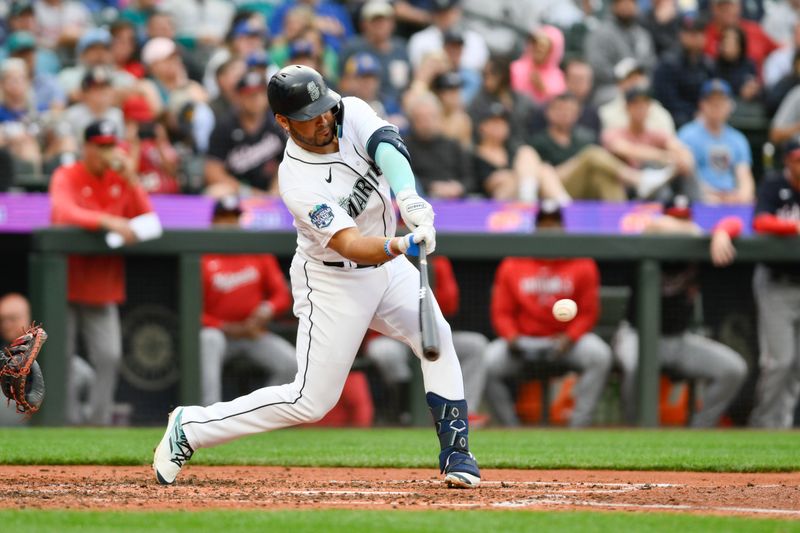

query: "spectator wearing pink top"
left=510, top=25, right=566, bottom=106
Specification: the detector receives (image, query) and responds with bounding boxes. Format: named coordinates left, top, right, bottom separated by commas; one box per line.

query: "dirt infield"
left=1, top=466, right=798, bottom=518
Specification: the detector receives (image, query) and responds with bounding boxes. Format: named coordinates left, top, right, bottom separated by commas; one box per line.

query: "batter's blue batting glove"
left=396, top=225, right=436, bottom=256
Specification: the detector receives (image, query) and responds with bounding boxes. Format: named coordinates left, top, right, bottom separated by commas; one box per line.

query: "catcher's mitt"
left=0, top=324, right=46, bottom=414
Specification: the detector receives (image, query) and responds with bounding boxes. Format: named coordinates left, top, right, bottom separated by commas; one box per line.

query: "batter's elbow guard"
left=367, top=126, right=411, bottom=165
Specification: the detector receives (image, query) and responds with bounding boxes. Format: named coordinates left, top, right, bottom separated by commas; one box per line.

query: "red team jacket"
left=433, top=256, right=459, bottom=317
left=201, top=254, right=292, bottom=328
left=491, top=258, right=600, bottom=342
left=50, top=161, right=154, bottom=305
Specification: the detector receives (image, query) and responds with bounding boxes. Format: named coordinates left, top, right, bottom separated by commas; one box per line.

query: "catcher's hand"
left=0, top=324, right=47, bottom=414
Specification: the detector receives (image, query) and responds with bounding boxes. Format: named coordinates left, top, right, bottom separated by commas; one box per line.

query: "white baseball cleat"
left=445, top=471, right=481, bottom=489
left=443, top=450, right=481, bottom=488
left=153, top=407, right=194, bottom=485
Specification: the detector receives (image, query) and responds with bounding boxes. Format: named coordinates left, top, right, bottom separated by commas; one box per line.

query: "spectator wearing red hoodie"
left=510, top=25, right=566, bottom=106
left=200, top=196, right=297, bottom=406
left=485, top=201, right=612, bottom=428
left=50, top=119, right=156, bottom=425
left=749, top=137, right=800, bottom=428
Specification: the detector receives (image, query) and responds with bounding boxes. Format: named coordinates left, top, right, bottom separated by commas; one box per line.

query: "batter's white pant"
left=199, top=328, right=298, bottom=406
left=484, top=334, right=612, bottom=428
left=182, top=255, right=465, bottom=449
left=65, top=303, right=122, bottom=426
left=366, top=331, right=489, bottom=410
left=614, top=323, right=747, bottom=427
left=750, top=265, right=800, bottom=428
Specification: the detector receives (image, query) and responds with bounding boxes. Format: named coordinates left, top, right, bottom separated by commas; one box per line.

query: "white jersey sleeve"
left=281, top=186, right=357, bottom=248
left=341, top=96, right=393, bottom=153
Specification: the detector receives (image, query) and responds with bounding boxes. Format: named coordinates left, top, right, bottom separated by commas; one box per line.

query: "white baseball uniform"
left=181, top=97, right=465, bottom=448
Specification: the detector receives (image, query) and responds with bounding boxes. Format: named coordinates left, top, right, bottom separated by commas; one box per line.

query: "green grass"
left=0, top=427, right=798, bottom=472
left=2, top=509, right=799, bottom=533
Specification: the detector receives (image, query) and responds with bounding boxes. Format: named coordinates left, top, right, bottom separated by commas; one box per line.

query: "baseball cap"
left=782, top=137, right=800, bottom=160
left=613, top=57, right=645, bottom=82
left=245, top=51, right=270, bottom=69
left=700, top=78, right=733, bottom=99
left=344, top=53, right=381, bottom=77
left=624, top=83, right=652, bottom=102
left=232, top=18, right=266, bottom=39
left=236, top=70, right=267, bottom=93
left=361, top=0, right=394, bottom=20
left=679, top=15, right=707, bottom=32
left=476, top=101, right=509, bottom=123
left=141, top=37, right=177, bottom=66
left=443, top=27, right=465, bottom=45
left=122, top=95, right=155, bottom=122
left=431, top=0, right=460, bottom=11
left=77, top=28, right=111, bottom=55
left=289, top=40, right=315, bottom=59
left=6, top=31, right=36, bottom=55
left=432, top=70, right=464, bottom=91
left=84, top=119, right=119, bottom=145
left=213, top=195, right=243, bottom=217
left=81, top=66, right=113, bottom=90
left=663, top=194, right=692, bottom=219
left=9, top=1, right=34, bottom=18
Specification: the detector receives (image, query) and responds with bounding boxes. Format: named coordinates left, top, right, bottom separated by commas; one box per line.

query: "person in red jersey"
left=200, top=196, right=297, bottom=406
left=50, top=119, right=157, bottom=425
left=485, top=200, right=612, bottom=427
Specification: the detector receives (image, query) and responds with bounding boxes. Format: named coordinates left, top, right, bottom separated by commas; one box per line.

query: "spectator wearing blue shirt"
left=678, top=79, right=755, bottom=204
left=269, top=0, right=354, bottom=53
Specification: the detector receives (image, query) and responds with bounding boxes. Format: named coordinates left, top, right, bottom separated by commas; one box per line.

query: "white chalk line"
left=324, top=480, right=682, bottom=489
left=491, top=497, right=800, bottom=516
left=282, top=490, right=413, bottom=496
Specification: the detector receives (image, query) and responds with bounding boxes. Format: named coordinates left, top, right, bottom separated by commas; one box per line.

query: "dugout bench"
left=28, top=229, right=800, bottom=427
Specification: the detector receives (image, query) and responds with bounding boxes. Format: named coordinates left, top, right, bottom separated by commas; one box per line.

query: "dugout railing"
left=27, top=228, right=800, bottom=427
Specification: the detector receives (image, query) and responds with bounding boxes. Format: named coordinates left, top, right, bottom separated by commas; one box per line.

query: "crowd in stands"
left=1, top=0, right=798, bottom=203
left=4, top=0, right=800, bottom=429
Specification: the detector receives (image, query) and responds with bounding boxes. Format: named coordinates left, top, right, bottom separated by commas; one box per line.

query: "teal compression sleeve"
left=375, top=142, right=416, bottom=195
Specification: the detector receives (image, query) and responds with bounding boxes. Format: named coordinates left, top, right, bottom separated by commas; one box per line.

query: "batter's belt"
left=322, top=261, right=379, bottom=269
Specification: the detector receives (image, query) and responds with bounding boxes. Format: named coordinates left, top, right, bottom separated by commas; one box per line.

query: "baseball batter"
left=154, top=65, right=481, bottom=488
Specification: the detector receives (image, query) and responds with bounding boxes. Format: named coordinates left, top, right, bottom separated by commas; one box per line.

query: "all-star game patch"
left=309, top=203, right=334, bottom=228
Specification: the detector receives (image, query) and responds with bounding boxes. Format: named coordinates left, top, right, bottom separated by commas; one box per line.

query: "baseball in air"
left=552, top=299, right=578, bottom=322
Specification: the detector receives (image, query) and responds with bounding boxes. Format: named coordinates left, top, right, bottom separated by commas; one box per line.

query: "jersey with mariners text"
left=278, top=96, right=397, bottom=263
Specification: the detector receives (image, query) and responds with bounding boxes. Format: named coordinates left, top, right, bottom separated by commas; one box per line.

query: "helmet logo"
left=307, top=81, right=320, bottom=102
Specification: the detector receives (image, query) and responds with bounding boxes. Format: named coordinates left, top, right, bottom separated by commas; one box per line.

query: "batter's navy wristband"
left=384, top=238, right=397, bottom=257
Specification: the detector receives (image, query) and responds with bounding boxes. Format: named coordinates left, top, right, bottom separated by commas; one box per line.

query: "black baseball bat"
left=418, top=242, right=440, bottom=361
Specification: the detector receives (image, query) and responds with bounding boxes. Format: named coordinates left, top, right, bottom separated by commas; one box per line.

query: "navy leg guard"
left=427, top=392, right=481, bottom=485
